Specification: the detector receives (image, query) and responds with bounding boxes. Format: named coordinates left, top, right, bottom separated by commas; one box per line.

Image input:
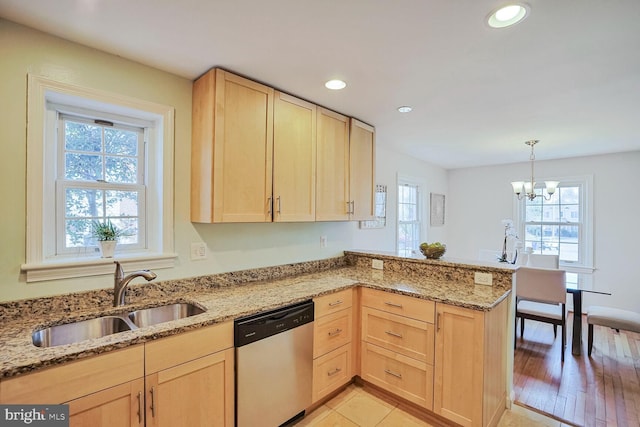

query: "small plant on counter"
left=91, top=220, right=122, bottom=258
left=91, top=220, right=122, bottom=241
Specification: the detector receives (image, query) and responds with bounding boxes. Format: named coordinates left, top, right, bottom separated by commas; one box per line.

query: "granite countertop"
left=0, top=260, right=512, bottom=379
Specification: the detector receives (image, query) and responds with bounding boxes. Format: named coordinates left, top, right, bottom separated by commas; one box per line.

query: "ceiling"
left=1, top=0, right=639, bottom=169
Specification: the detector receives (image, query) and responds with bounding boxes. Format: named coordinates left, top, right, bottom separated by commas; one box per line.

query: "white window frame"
left=514, top=175, right=594, bottom=272
left=396, top=176, right=424, bottom=257
left=55, top=112, right=147, bottom=255
left=22, top=75, right=176, bottom=282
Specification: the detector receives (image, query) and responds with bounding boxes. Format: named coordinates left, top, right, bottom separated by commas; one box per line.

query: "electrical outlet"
left=320, top=235, right=327, bottom=248
left=190, top=242, right=207, bottom=260
left=474, top=272, right=493, bottom=286
left=372, top=259, right=384, bottom=270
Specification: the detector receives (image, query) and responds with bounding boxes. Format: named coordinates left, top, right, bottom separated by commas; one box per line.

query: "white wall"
left=0, top=19, right=447, bottom=302
left=447, top=151, right=640, bottom=312
left=351, top=146, right=448, bottom=253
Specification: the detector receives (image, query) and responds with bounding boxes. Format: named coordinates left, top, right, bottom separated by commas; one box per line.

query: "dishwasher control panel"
left=234, top=300, right=314, bottom=347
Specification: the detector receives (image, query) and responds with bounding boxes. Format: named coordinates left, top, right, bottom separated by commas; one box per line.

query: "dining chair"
left=515, top=266, right=567, bottom=362
left=527, top=254, right=559, bottom=269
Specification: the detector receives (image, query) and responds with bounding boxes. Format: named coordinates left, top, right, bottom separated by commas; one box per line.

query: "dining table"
left=565, top=272, right=611, bottom=356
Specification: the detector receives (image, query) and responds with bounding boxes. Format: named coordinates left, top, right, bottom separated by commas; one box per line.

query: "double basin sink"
left=32, top=303, right=205, bottom=348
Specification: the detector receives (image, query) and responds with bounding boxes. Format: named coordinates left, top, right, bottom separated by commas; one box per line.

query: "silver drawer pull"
left=328, top=328, right=343, bottom=337
left=149, top=386, right=156, bottom=417
left=327, top=367, right=343, bottom=376
left=385, top=330, right=403, bottom=338
left=384, top=301, right=403, bottom=308
left=384, top=369, right=402, bottom=379
left=137, top=391, right=143, bottom=424
left=329, top=300, right=344, bottom=307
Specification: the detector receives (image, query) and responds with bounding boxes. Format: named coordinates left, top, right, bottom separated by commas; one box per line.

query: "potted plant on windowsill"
left=91, top=220, right=122, bottom=258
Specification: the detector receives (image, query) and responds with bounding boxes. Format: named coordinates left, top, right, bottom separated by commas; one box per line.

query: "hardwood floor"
left=513, top=312, right=640, bottom=427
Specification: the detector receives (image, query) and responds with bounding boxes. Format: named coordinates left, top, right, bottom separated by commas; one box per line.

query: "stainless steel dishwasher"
left=235, top=300, right=314, bottom=427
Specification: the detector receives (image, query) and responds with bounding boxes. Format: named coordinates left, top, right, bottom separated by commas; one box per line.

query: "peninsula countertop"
left=0, top=257, right=513, bottom=379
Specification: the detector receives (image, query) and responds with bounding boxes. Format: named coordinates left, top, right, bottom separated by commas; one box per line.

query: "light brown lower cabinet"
left=143, top=322, right=234, bottom=427
left=312, top=289, right=356, bottom=403
left=359, top=288, right=508, bottom=427
left=360, top=342, right=433, bottom=409
left=312, top=343, right=352, bottom=402
left=433, top=300, right=509, bottom=427
left=0, top=323, right=235, bottom=427
left=67, top=378, right=145, bottom=427
left=145, top=348, right=234, bottom=427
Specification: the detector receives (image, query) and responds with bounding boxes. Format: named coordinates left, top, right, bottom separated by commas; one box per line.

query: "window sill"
left=21, top=253, right=178, bottom=283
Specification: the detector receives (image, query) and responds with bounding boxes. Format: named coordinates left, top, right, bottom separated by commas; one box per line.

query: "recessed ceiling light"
left=397, top=106, right=413, bottom=113
left=487, top=3, right=529, bottom=28
left=325, top=79, right=346, bottom=90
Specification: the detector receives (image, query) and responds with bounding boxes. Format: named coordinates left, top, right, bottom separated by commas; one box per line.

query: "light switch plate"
left=474, top=272, right=493, bottom=286
left=372, top=259, right=384, bottom=270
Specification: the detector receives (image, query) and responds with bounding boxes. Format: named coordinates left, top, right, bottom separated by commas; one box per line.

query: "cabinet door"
left=146, top=348, right=234, bottom=427
left=67, top=378, right=144, bottom=427
left=433, top=303, right=484, bottom=427
left=316, top=107, right=350, bottom=221
left=349, top=119, right=375, bottom=221
left=191, top=68, right=274, bottom=223
left=273, top=91, right=316, bottom=222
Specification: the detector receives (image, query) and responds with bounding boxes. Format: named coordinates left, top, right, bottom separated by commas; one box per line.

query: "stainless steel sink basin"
left=32, top=316, right=133, bottom=348
left=128, top=303, right=205, bottom=328
left=32, top=302, right=206, bottom=348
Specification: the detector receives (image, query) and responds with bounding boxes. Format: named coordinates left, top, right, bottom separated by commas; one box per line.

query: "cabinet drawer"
left=312, top=343, right=352, bottom=403
left=314, top=308, right=352, bottom=358
left=314, top=288, right=353, bottom=318
left=361, top=342, right=433, bottom=410
left=0, top=345, right=144, bottom=404
left=145, top=321, right=233, bottom=374
left=361, top=288, right=434, bottom=323
left=362, top=307, right=434, bottom=364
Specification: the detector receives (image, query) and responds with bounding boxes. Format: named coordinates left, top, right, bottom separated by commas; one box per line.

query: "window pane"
left=66, top=188, right=103, bottom=217
left=65, top=153, right=103, bottom=181
left=105, top=191, right=139, bottom=217
left=560, top=187, right=579, bottom=204
left=105, top=128, right=138, bottom=156
left=112, top=218, right=139, bottom=245
left=525, top=204, right=542, bottom=222
left=105, top=156, right=138, bottom=183
left=542, top=204, right=560, bottom=222
left=65, top=218, right=94, bottom=247
left=560, top=243, right=579, bottom=262
left=560, top=205, right=579, bottom=223
left=65, top=121, right=102, bottom=152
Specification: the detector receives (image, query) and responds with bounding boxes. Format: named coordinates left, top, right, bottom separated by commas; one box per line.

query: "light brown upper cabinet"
left=191, top=68, right=274, bottom=223
left=316, top=110, right=376, bottom=222
left=316, top=107, right=350, bottom=221
left=273, top=91, right=317, bottom=222
left=192, top=68, right=375, bottom=223
left=349, top=119, right=375, bottom=221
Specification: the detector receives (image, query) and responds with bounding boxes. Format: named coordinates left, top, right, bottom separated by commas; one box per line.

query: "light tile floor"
left=296, top=384, right=568, bottom=427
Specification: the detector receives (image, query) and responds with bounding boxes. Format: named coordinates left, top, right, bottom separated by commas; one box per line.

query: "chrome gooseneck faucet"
left=113, top=261, right=157, bottom=307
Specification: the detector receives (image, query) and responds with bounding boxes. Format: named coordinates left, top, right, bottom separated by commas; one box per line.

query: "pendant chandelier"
left=510, top=140, right=559, bottom=201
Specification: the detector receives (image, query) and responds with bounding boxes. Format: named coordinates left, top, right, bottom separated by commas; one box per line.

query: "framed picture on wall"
left=360, top=184, right=387, bottom=229
left=430, top=193, right=445, bottom=226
